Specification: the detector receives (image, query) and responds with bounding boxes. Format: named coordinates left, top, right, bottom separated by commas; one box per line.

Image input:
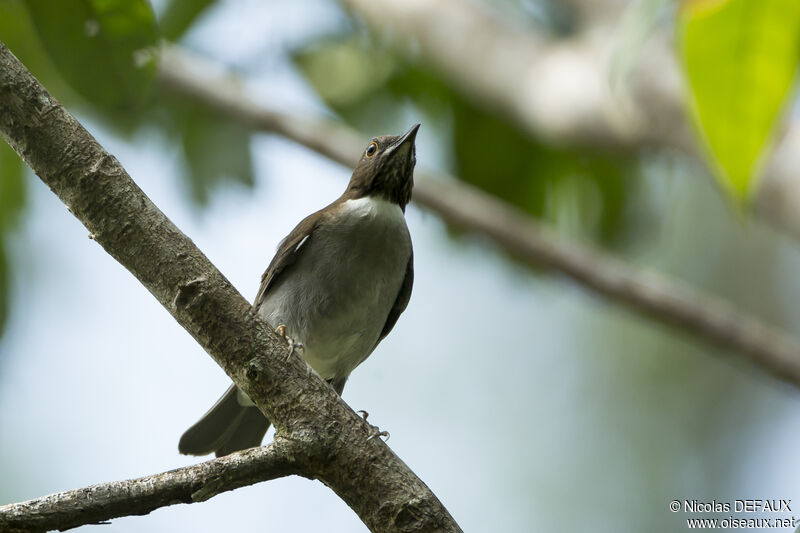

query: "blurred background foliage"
left=0, top=140, right=24, bottom=338
left=0, top=0, right=654, bottom=334
left=292, top=36, right=640, bottom=245
left=1, top=0, right=797, bottom=330
left=25, top=0, right=158, bottom=109
left=1, top=0, right=800, bottom=531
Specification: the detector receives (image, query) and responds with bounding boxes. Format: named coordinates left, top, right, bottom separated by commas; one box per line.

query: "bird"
left=178, top=124, right=419, bottom=457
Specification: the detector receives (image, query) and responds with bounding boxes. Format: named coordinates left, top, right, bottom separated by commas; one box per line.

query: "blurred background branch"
left=159, top=45, right=800, bottom=387
left=339, top=0, right=800, bottom=237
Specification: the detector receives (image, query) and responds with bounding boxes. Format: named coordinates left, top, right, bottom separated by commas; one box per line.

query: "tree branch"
left=339, top=0, right=800, bottom=240
left=157, top=46, right=800, bottom=387
left=0, top=41, right=461, bottom=533
left=0, top=444, right=297, bottom=533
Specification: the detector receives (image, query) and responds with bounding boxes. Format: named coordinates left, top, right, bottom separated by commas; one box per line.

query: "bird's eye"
left=365, top=142, right=378, bottom=158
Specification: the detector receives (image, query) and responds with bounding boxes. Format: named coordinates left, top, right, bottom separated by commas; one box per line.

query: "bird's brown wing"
left=377, top=251, right=414, bottom=343
left=254, top=210, right=320, bottom=310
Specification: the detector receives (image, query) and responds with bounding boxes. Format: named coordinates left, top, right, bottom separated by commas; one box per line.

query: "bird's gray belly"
left=257, top=210, right=410, bottom=381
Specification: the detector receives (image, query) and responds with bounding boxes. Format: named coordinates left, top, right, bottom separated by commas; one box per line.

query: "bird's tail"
left=178, top=384, right=271, bottom=457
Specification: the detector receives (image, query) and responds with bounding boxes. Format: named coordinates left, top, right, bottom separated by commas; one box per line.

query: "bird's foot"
left=275, top=324, right=304, bottom=361
left=367, top=428, right=390, bottom=442
left=358, top=410, right=390, bottom=441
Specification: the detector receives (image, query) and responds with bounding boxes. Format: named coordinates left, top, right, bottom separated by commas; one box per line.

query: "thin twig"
left=0, top=445, right=296, bottom=533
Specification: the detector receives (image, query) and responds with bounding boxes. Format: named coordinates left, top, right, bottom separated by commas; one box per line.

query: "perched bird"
left=179, top=124, right=419, bottom=457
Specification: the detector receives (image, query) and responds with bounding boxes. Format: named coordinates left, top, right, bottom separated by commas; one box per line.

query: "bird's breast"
left=258, top=196, right=411, bottom=380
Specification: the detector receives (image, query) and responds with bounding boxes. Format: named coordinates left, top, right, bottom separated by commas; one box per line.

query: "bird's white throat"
left=341, top=196, right=405, bottom=222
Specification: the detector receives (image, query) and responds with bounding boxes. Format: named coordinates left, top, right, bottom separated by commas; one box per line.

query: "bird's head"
left=347, top=123, right=420, bottom=210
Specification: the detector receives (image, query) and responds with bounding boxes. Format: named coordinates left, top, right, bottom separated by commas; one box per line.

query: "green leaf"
left=158, top=0, right=218, bottom=42
left=0, top=239, right=10, bottom=339
left=0, top=140, right=26, bottom=339
left=450, top=103, right=633, bottom=244
left=0, top=0, right=74, bottom=101
left=24, top=0, right=159, bottom=109
left=679, top=0, right=800, bottom=202
left=180, top=110, right=255, bottom=206
left=0, top=141, right=25, bottom=229
left=294, top=37, right=397, bottom=110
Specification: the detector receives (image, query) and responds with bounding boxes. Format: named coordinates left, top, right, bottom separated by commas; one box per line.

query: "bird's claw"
left=286, top=338, right=305, bottom=361
left=358, top=411, right=389, bottom=441
left=275, top=324, right=304, bottom=361
left=367, top=429, right=390, bottom=442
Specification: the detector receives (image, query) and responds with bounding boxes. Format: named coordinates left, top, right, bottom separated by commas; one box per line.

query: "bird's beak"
left=385, top=123, right=420, bottom=160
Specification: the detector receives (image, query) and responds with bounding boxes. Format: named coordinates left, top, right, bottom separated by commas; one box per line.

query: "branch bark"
left=157, top=46, right=800, bottom=387
left=338, top=0, right=800, bottom=240
left=0, top=41, right=461, bottom=533
left=0, top=444, right=296, bottom=533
